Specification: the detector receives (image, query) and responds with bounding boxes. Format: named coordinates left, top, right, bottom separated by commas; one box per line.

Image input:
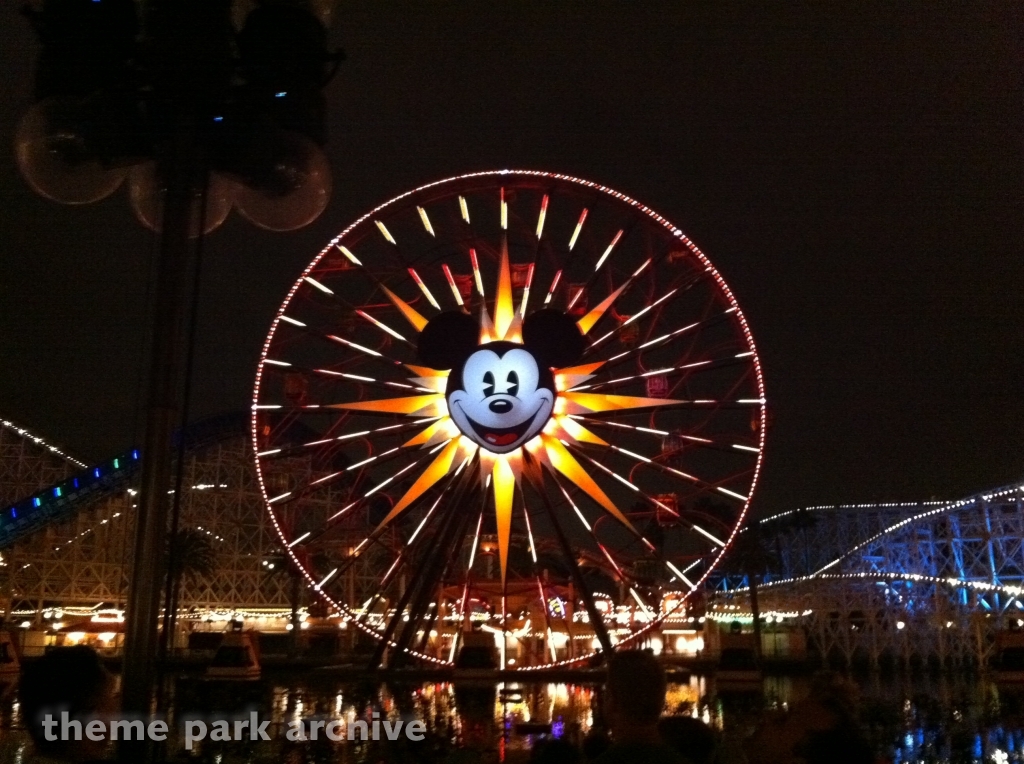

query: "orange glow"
left=330, top=394, right=444, bottom=415
left=577, top=282, right=628, bottom=335
left=404, top=364, right=449, bottom=378
left=374, top=438, right=461, bottom=530
left=381, top=285, right=428, bottom=332
left=540, top=434, right=635, bottom=532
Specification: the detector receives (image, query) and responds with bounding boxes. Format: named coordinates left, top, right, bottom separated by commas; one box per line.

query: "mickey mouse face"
left=418, top=308, right=586, bottom=455
left=448, top=344, right=554, bottom=454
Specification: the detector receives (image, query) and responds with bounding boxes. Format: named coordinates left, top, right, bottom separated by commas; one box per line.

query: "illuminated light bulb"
left=234, top=132, right=332, bottom=232
left=15, top=99, right=127, bottom=205
left=128, top=162, right=235, bottom=236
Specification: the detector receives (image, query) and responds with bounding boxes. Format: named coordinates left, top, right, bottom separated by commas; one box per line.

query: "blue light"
left=132, top=450, right=139, bottom=459
left=11, top=509, right=17, bottom=518
left=73, top=478, right=79, bottom=488
left=552, top=716, right=564, bottom=739
left=275, top=91, right=287, bottom=98
left=32, top=498, right=41, bottom=508
left=53, top=487, right=61, bottom=497
left=213, top=116, right=224, bottom=122
left=94, top=468, right=101, bottom=478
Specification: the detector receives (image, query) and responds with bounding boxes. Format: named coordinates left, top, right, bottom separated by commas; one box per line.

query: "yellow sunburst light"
left=329, top=228, right=674, bottom=582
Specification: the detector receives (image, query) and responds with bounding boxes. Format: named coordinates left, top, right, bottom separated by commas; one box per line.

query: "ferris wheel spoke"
left=310, top=243, right=438, bottom=334
left=583, top=271, right=716, bottom=357
left=272, top=445, right=435, bottom=518
left=549, top=474, right=650, bottom=595
left=256, top=418, right=440, bottom=460
left=384, top=469, right=482, bottom=665
left=566, top=444, right=735, bottom=549
left=569, top=417, right=761, bottom=456
left=521, top=461, right=614, bottom=655
left=263, top=360, right=435, bottom=396
left=598, top=305, right=741, bottom=370
left=564, top=223, right=635, bottom=313
left=594, top=438, right=749, bottom=508
left=575, top=258, right=652, bottom=336
left=571, top=353, right=755, bottom=394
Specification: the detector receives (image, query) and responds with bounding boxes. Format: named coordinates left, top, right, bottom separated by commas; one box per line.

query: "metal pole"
left=120, top=131, right=198, bottom=722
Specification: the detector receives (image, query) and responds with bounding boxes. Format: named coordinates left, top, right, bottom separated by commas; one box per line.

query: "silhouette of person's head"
left=603, top=650, right=666, bottom=734
left=658, top=716, right=717, bottom=764
left=19, top=645, right=115, bottom=762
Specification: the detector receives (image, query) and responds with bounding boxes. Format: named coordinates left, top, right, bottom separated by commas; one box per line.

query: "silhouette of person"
left=19, top=645, right=117, bottom=763
left=593, top=650, right=689, bottom=764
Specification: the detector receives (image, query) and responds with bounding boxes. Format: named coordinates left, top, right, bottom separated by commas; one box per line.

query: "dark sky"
left=0, top=2, right=1021, bottom=515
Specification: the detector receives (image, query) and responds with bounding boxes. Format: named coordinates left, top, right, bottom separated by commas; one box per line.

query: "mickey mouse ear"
left=417, top=311, right=480, bottom=370
left=522, top=309, right=586, bottom=368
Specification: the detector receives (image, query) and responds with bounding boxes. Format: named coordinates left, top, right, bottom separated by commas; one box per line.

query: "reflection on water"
left=3, top=672, right=1024, bottom=761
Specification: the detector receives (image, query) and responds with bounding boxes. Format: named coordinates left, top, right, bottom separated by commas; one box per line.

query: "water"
left=1, top=671, right=1024, bottom=762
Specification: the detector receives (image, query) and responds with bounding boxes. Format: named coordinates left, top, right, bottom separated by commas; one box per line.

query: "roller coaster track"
left=0, top=413, right=250, bottom=550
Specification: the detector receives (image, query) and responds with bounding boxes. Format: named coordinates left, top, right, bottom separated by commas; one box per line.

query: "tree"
left=728, top=523, right=780, bottom=664
left=165, top=528, right=216, bottom=635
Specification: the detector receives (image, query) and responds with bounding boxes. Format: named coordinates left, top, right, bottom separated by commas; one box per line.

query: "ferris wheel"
left=252, top=170, right=766, bottom=668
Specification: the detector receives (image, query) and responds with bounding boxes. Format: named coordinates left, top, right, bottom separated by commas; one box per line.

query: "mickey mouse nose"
left=489, top=399, right=513, bottom=414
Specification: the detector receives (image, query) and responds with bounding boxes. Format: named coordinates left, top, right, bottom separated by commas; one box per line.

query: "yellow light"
left=416, top=206, right=435, bottom=237
left=459, top=195, right=470, bottom=223
left=555, top=416, right=607, bottom=446
left=337, top=245, right=362, bottom=265
left=403, top=418, right=459, bottom=447
left=492, top=457, right=516, bottom=582
left=375, top=220, right=396, bottom=244
left=494, top=238, right=516, bottom=341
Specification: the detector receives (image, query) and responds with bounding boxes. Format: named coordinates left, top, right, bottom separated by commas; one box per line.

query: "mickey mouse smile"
left=453, top=399, right=551, bottom=450
left=416, top=308, right=587, bottom=456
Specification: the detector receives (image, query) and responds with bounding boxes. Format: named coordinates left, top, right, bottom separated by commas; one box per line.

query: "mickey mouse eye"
left=483, top=371, right=495, bottom=397
left=506, top=371, right=519, bottom=397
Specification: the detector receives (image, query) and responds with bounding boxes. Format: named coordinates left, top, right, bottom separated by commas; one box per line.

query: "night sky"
left=0, top=2, right=1020, bottom=515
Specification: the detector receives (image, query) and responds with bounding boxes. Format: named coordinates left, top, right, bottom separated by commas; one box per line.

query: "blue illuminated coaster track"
left=0, top=413, right=250, bottom=550
left=0, top=450, right=141, bottom=549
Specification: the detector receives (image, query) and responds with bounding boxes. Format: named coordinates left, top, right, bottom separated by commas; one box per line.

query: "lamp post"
left=16, top=0, right=341, bottom=753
